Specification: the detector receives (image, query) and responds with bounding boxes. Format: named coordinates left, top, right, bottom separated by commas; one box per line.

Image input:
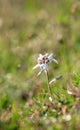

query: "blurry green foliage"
left=0, top=94, right=11, bottom=109
left=0, top=0, right=80, bottom=130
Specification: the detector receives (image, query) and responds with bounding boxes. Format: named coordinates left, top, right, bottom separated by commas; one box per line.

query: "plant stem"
left=45, top=70, right=52, bottom=97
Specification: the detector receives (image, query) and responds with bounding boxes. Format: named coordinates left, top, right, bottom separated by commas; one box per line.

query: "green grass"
left=0, top=0, right=80, bottom=130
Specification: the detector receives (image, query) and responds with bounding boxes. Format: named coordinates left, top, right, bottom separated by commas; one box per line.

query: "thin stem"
left=45, top=70, right=52, bottom=97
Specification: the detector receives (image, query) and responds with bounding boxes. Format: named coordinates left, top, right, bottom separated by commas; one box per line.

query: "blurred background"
left=0, top=0, right=80, bottom=130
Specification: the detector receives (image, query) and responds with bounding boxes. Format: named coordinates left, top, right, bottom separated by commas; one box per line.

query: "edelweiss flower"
left=33, top=53, right=58, bottom=76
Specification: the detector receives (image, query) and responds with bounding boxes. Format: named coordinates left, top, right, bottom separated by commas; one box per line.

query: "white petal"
left=48, top=53, right=53, bottom=59
left=32, top=64, right=40, bottom=70
left=37, top=69, right=44, bottom=76
left=42, top=64, right=48, bottom=70
left=39, top=54, right=43, bottom=58
left=37, top=64, right=48, bottom=76
left=45, top=53, right=49, bottom=57
left=39, top=63, right=45, bottom=68
left=40, top=63, right=48, bottom=69
left=48, top=54, right=54, bottom=62
left=52, top=58, right=58, bottom=64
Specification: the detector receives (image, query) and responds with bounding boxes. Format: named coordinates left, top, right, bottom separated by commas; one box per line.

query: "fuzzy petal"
left=48, top=53, right=53, bottom=58
left=37, top=69, right=44, bottom=76
left=32, top=64, right=40, bottom=70
left=52, top=58, right=58, bottom=64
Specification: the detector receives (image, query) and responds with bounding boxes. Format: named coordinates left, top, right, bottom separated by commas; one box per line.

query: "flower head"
left=33, top=53, right=58, bottom=76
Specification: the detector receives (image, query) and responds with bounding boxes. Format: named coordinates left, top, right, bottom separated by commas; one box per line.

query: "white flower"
left=33, top=53, right=58, bottom=76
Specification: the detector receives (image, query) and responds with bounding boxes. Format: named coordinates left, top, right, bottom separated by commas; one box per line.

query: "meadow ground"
left=0, top=0, right=80, bottom=130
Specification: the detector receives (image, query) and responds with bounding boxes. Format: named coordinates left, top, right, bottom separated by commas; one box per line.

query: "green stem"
left=45, top=70, right=52, bottom=97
